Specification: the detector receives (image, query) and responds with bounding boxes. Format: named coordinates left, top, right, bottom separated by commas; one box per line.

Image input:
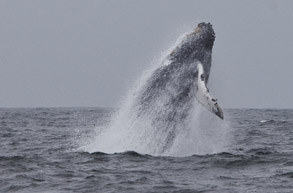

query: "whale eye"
left=200, top=74, right=205, bottom=81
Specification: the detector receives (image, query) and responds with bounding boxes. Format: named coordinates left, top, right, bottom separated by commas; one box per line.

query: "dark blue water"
left=0, top=108, right=293, bottom=193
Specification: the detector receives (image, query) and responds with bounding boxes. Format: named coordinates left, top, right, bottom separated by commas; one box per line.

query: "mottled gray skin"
left=134, top=23, right=215, bottom=153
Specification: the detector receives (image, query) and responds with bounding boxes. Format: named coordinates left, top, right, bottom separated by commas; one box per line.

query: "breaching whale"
left=126, top=22, right=224, bottom=153
left=90, top=22, right=224, bottom=155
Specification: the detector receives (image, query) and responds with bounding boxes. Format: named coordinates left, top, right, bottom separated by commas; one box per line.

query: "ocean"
left=0, top=108, right=292, bottom=193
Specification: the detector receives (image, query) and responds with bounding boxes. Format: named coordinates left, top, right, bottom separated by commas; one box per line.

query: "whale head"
left=169, top=22, right=215, bottom=82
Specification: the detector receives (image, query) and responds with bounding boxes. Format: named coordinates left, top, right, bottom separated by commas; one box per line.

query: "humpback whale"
left=126, top=22, right=224, bottom=153
left=90, top=22, right=224, bottom=155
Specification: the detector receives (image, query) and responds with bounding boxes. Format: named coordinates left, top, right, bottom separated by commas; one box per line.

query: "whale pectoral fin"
left=196, top=63, right=224, bottom=120
left=195, top=86, right=224, bottom=120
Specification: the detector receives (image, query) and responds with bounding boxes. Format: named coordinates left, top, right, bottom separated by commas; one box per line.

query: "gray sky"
left=0, top=0, right=292, bottom=108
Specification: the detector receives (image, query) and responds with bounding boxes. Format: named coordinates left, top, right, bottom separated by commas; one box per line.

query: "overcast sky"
left=0, top=0, right=292, bottom=108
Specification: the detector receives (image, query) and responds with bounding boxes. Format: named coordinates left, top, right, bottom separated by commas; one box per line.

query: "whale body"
left=90, top=22, right=224, bottom=155
left=128, top=22, right=223, bottom=153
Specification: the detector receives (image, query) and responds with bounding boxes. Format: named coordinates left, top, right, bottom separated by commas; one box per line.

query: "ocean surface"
left=0, top=108, right=293, bottom=193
